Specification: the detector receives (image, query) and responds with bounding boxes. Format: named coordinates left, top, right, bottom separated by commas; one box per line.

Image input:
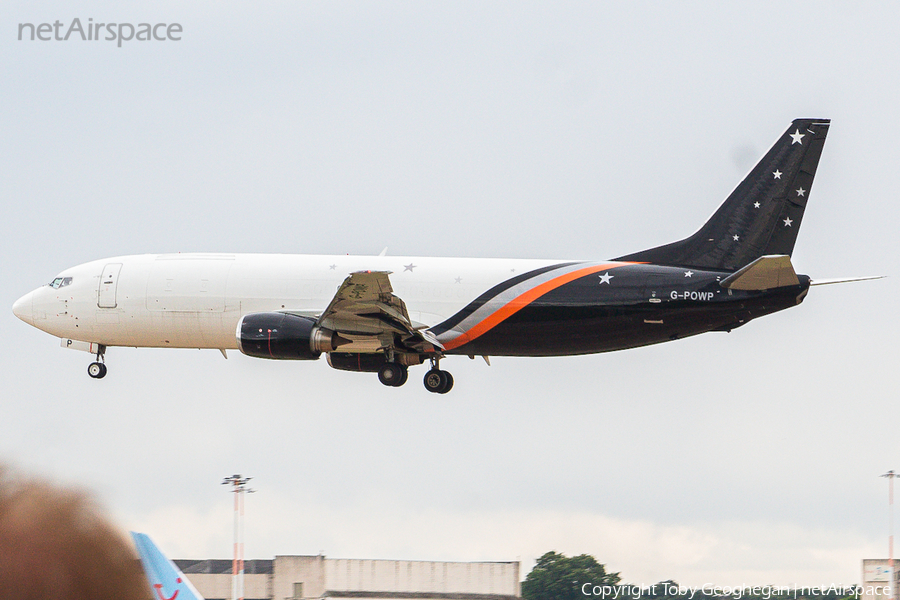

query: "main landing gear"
left=423, top=368, right=453, bottom=394
left=377, top=362, right=408, bottom=387
left=87, top=347, right=107, bottom=379
left=376, top=357, right=454, bottom=393
left=423, top=357, right=453, bottom=394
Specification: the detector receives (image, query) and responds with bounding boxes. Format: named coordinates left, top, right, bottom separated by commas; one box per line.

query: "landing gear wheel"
left=437, top=370, right=453, bottom=394
left=88, top=362, right=107, bottom=379
left=378, top=363, right=408, bottom=387
left=424, top=369, right=453, bottom=394
left=424, top=369, right=442, bottom=392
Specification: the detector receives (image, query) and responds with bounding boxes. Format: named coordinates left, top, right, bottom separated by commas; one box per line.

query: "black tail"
left=615, top=118, right=830, bottom=271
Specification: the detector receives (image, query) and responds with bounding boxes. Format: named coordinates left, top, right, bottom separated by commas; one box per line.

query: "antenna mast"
left=882, top=471, right=896, bottom=600
left=222, top=474, right=255, bottom=600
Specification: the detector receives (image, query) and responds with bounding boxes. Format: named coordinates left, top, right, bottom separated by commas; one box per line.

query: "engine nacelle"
left=326, top=352, right=425, bottom=372
left=237, top=312, right=335, bottom=360
left=326, top=352, right=389, bottom=372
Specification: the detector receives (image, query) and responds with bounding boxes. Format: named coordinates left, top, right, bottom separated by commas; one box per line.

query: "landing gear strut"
left=423, top=357, right=453, bottom=394
left=88, top=347, right=107, bottom=379
left=378, top=362, right=408, bottom=387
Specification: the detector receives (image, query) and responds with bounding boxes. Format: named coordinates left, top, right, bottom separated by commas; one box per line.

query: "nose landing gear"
left=87, top=346, right=107, bottom=379
left=88, top=362, right=107, bottom=379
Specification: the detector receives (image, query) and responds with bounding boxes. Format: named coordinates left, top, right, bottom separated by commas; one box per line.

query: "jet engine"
left=326, top=352, right=390, bottom=372
left=327, top=352, right=425, bottom=372
left=237, top=312, right=336, bottom=360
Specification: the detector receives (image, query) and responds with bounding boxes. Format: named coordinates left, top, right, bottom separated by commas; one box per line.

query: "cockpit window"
left=49, top=277, right=73, bottom=289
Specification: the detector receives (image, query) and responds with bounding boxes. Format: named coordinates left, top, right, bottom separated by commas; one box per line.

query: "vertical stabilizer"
left=616, top=119, right=830, bottom=271
left=131, top=532, right=205, bottom=600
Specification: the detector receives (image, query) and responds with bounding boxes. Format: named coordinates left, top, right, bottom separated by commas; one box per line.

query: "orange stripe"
left=442, top=262, right=632, bottom=350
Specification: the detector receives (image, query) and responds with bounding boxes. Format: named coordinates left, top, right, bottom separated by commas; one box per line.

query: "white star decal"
left=403, top=263, right=416, bottom=272
left=783, top=217, right=793, bottom=227
left=790, top=129, right=805, bottom=145
left=733, top=234, right=740, bottom=241
left=329, top=264, right=337, bottom=270
left=796, top=187, right=806, bottom=197
left=598, top=272, right=614, bottom=285
left=773, top=170, right=782, bottom=179
left=684, top=271, right=693, bottom=278
left=454, top=277, right=462, bottom=284
left=753, top=202, right=761, bottom=209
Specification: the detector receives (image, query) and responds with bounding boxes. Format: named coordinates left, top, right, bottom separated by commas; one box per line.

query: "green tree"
left=522, top=551, right=621, bottom=600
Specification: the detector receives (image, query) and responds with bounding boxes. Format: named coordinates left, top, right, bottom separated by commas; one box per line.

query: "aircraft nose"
left=12, top=291, right=34, bottom=325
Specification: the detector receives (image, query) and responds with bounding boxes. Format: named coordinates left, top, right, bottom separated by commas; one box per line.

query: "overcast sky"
left=2, top=0, right=898, bottom=588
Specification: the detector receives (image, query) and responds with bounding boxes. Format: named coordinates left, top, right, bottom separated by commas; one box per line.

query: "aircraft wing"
left=316, top=271, right=443, bottom=354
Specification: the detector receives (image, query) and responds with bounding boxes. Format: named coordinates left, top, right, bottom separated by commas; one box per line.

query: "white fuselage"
left=13, top=253, right=562, bottom=350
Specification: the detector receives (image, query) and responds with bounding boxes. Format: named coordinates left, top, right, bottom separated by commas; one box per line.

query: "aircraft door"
left=98, top=263, right=122, bottom=308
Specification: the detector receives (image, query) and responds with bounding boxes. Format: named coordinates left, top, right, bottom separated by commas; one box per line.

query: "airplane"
left=132, top=532, right=204, bottom=600
left=12, top=118, right=880, bottom=393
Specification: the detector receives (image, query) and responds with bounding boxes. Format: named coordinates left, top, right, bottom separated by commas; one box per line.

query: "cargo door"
left=98, top=263, right=122, bottom=308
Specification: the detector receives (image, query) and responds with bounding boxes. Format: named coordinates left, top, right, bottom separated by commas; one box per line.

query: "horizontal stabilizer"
left=720, top=255, right=799, bottom=290
left=810, top=275, right=885, bottom=286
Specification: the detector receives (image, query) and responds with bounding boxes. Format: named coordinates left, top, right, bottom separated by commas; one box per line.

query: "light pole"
left=223, top=474, right=255, bottom=600
left=882, top=471, right=896, bottom=600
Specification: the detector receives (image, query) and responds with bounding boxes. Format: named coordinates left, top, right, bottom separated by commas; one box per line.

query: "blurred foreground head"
left=0, top=464, right=151, bottom=600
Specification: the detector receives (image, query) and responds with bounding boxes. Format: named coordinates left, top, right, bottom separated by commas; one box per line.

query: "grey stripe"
left=436, top=261, right=615, bottom=345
